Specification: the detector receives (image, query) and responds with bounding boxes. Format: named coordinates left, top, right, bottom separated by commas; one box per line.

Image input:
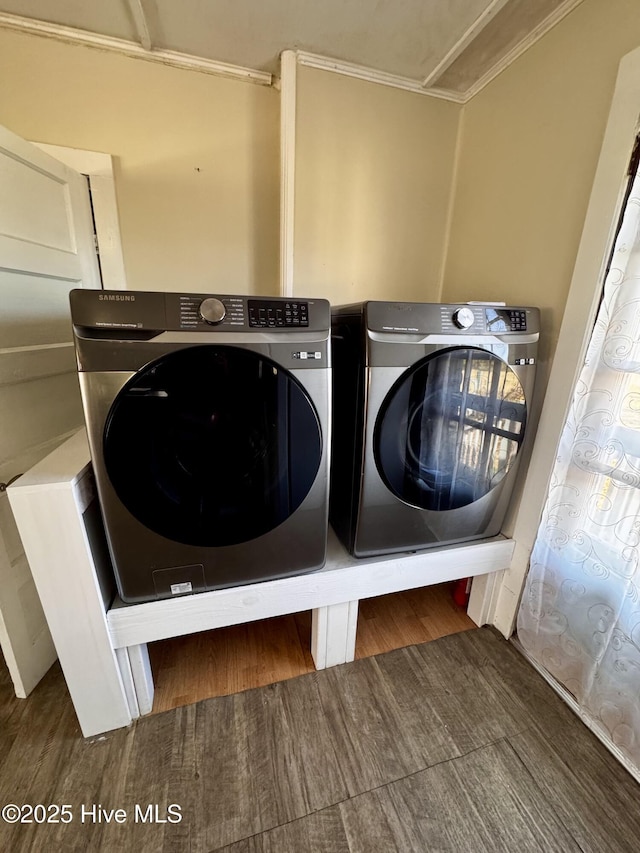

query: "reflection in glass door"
left=374, top=347, right=526, bottom=511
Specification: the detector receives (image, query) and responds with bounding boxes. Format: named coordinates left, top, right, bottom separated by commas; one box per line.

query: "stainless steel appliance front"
left=330, top=301, right=539, bottom=558
left=70, top=289, right=331, bottom=603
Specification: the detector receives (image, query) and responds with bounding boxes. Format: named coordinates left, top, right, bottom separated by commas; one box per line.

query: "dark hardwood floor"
left=1, top=625, right=639, bottom=851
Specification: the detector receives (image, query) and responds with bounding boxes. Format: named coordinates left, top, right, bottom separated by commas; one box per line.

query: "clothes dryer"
left=70, top=289, right=331, bottom=603
left=330, top=301, right=539, bottom=558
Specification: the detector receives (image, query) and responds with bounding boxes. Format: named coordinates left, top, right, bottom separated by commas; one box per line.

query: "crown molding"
left=294, top=51, right=466, bottom=103
left=0, top=12, right=272, bottom=86
left=0, top=1, right=585, bottom=102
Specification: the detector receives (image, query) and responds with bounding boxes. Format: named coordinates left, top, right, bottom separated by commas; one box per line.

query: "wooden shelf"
left=106, top=527, right=512, bottom=648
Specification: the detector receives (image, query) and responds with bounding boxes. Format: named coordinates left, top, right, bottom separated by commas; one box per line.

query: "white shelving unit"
left=8, top=429, right=514, bottom=737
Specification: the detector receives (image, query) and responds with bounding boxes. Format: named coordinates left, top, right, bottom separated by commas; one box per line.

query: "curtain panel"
left=517, top=165, right=640, bottom=770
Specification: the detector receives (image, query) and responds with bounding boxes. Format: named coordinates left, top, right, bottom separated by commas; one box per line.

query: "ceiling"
left=0, top=0, right=584, bottom=100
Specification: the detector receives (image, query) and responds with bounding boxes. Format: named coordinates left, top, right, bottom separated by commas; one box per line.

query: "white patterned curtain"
left=517, top=164, right=640, bottom=770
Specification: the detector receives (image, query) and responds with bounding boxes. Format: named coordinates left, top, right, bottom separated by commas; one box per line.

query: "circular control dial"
left=199, top=297, right=226, bottom=325
left=452, top=307, right=475, bottom=330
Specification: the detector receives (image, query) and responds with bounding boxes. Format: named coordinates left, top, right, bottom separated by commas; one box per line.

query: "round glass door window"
left=103, top=345, right=322, bottom=546
left=374, top=347, right=527, bottom=511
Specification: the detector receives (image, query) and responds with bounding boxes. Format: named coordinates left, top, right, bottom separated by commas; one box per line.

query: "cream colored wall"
left=293, top=66, right=461, bottom=304
left=3, top=3, right=636, bottom=319
left=443, top=0, right=640, bottom=381
left=0, top=29, right=280, bottom=295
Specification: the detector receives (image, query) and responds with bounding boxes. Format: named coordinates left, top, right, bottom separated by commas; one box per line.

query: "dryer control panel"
left=484, top=307, right=528, bottom=332
left=363, top=301, right=539, bottom=336
left=438, top=305, right=531, bottom=334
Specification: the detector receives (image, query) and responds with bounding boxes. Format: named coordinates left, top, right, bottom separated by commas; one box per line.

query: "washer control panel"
left=69, top=289, right=331, bottom=335
left=248, top=299, right=309, bottom=328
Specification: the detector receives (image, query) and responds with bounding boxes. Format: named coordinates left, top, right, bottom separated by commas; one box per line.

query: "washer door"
left=103, top=345, right=322, bottom=546
left=374, top=346, right=526, bottom=511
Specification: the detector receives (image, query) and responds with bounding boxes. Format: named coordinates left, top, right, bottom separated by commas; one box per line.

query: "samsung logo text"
left=98, top=294, right=136, bottom=302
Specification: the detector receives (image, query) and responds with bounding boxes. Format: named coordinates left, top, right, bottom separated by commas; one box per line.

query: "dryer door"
left=103, top=345, right=322, bottom=546
left=374, top=346, right=526, bottom=511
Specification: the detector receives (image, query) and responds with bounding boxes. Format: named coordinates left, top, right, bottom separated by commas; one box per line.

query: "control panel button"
left=248, top=299, right=309, bottom=328
left=485, top=307, right=528, bottom=333
left=199, top=297, right=226, bottom=325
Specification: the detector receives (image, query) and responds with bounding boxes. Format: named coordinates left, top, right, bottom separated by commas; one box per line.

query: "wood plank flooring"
left=148, top=583, right=476, bottom=713
left=1, top=626, right=640, bottom=851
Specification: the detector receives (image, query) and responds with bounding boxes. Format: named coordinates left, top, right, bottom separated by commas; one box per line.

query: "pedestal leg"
left=311, top=600, right=358, bottom=669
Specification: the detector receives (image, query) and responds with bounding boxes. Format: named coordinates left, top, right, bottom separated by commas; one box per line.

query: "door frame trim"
left=33, top=143, right=127, bottom=291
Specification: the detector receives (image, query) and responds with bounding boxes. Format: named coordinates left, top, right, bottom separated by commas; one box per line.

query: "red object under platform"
left=452, top=577, right=472, bottom=608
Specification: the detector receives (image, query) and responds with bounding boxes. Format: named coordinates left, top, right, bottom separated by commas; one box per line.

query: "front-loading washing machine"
left=330, top=301, right=539, bottom=558
left=70, top=289, right=331, bottom=603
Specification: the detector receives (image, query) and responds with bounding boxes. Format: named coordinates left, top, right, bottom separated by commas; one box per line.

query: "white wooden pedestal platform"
left=8, top=429, right=515, bottom=737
